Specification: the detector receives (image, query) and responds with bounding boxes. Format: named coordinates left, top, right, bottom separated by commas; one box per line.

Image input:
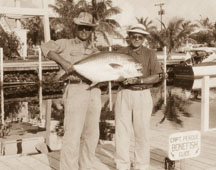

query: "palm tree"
left=136, top=17, right=158, bottom=49
left=152, top=17, right=196, bottom=55
left=89, top=0, right=123, bottom=46
left=21, top=16, right=44, bottom=45
left=189, top=17, right=214, bottom=46
left=196, top=17, right=212, bottom=30
left=49, top=0, right=123, bottom=45
left=136, top=17, right=157, bottom=32
left=210, top=22, right=216, bottom=46
left=176, top=20, right=197, bottom=48
left=49, top=0, right=83, bottom=39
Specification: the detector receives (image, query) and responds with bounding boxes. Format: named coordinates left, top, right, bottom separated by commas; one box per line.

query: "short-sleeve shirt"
left=41, top=37, right=97, bottom=64
left=119, top=45, right=162, bottom=78
left=41, top=38, right=98, bottom=80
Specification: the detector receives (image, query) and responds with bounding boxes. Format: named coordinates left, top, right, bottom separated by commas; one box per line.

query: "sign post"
left=0, top=48, right=4, bottom=124
left=168, top=130, right=201, bottom=169
left=108, top=46, right=112, bottom=111
left=163, top=46, right=167, bottom=105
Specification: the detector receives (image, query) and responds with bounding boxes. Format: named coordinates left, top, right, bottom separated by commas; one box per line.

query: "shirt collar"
left=128, top=45, right=143, bottom=55
left=74, top=37, right=93, bottom=49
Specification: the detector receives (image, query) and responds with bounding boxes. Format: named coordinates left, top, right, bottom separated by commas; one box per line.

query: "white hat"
left=73, top=12, right=97, bottom=27
left=127, top=24, right=149, bottom=35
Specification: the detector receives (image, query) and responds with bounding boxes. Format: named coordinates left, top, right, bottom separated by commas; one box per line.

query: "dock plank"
left=0, top=161, right=14, bottom=170
left=0, top=156, right=34, bottom=170
left=31, top=154, right=59, bottom=170
left=17, top=155, right=55, bottom=170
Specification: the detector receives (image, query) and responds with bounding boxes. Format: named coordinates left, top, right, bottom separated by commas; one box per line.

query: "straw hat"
left=73, top=12, right=97, bottom=27
left=127, top=24, right=149, bottom=35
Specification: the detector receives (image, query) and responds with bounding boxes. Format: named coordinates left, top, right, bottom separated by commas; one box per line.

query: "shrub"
left=0, top=29, right=21, bottom=59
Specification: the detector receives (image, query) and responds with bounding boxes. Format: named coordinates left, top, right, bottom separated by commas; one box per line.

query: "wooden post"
left=201, top=76, right=210, bottom=132
left=45, top=99, right=52, bottom=146
left=0, top=48, right=4, bottom=124
left=38, top=47, right=43, bottom=120
left=42, top=0, right=51, bottom=42
left=0, top=48, right=3, bottom=84
left=108, top=46, right=112, bottom=111
left=180, top=159, right=186, bottom=170
left=15, top=0, right=21, bottom=29
left=163, top=46, right=167, bottom=105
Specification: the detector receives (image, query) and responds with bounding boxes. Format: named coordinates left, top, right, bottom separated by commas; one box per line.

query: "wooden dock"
left=0, top=102, right=216, bottom=170
left=0, top=131, right=215, bottom=170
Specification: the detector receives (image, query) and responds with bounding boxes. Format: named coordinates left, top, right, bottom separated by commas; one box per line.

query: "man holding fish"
left=114, top=24, right=162, bottom=170
left=41, top=12, right=101, bottom=170
left=41, top=10, right=161, bottom=170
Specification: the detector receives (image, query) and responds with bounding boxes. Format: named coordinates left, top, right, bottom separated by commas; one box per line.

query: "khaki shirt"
left=41, top=38, right=98, bottom=81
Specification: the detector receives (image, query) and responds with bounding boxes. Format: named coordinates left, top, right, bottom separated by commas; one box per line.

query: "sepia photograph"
left=0, top=0, right=216, bottom=170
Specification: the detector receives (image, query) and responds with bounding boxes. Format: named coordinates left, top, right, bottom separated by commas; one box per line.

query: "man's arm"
left=41, top=39, right=75, bottom=74
left=123, top=49, right=162, bottom=85
left=123, top=74, right=160, bottom=85
left=139, top=74, right=161, bottom=84
left=47, top=51, right=74, bottom=74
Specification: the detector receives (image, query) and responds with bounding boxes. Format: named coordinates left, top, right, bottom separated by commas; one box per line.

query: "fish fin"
left=109, top=63, right=123, bottom=69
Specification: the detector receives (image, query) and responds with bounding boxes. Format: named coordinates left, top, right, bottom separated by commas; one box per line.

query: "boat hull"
left=173, top=76, right=216, bottom=90
left=173, top=62, right=216, bottom=78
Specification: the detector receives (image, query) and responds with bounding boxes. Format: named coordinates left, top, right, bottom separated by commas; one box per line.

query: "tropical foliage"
left=136, top=17, right=158, bottom=48
left=49, top=0, right=123, bottom=45
left=90, top=0, right=123, bottom=45
left=189, top=17, right=216, bottom=46
left=49, top=0, right=83, bottom=39
left=136, top=17, right=157, bottom=32
left=0, top=28, right=21, bottom=59
left=18, top=1, right=216, bottom=51
left=135, top=15, right=216, bottom=52
left=21, top=17, right=44, bottom=46
left=151, top=18, right=197, bottom=54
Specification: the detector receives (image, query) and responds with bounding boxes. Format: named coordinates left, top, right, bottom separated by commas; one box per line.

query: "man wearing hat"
left=41, top=12, right=101, bottom=170
left=114, top=24, right=162, bottom=170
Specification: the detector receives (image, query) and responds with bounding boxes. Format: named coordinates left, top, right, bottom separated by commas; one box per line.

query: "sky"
left=112, top=0, right=216, bottom=28
left=1, top=0, right=216, bottom=28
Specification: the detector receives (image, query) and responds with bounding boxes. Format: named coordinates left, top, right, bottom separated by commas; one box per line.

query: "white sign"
left=168, top=130, right=201, bottom=160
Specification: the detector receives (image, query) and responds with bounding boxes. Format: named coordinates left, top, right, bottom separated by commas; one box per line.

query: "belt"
left=122, top=85, right=150, bottom=91
left=65, top=79, right=91, bottom=85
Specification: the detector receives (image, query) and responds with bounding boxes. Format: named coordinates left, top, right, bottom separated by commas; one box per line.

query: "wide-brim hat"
left=73, top=12, right=97, bottom=27
left=127, top=23, right=149, bottom=35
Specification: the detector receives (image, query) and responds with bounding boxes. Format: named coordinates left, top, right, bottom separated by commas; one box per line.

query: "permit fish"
left=72, top=51, right=143, bottom=86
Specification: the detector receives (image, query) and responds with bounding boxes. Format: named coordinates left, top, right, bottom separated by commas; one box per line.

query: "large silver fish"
left=73, top=52, right=143, bottom=86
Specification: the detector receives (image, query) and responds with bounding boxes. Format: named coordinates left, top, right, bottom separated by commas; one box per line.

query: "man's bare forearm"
left=140, top=74, right=161, bottom=84
left=123, top=74, right=161, bottom=85
left=47, top=51, right=74, bottom=73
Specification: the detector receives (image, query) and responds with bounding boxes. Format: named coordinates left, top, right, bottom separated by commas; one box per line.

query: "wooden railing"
left=0, top=47, right=54, bottom=148
left=201, top=76, right=216, bottom=132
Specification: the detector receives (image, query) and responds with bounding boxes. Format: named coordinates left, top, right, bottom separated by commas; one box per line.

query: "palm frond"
left=97, top=30, right=110, bottom=46
left=103, top=7, right=121, bottom=18
left=105, top=19, right=121, bottom=28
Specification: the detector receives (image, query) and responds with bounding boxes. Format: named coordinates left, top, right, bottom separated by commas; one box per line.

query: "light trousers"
left=60, top=84, right=101, bottom=170
left=115, top=89, right=152, bottom=170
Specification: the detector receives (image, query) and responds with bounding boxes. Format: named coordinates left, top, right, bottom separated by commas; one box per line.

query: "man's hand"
left=122, top=77, right=139, bottom=85
left=62, top=62, right=75, bottom=74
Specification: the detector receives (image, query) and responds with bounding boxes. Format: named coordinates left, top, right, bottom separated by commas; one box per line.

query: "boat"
left=173, top=47, right=216, bottom=78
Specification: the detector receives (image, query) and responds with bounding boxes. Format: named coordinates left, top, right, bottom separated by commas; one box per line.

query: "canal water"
left=0, top=77, right=216, bottom=139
